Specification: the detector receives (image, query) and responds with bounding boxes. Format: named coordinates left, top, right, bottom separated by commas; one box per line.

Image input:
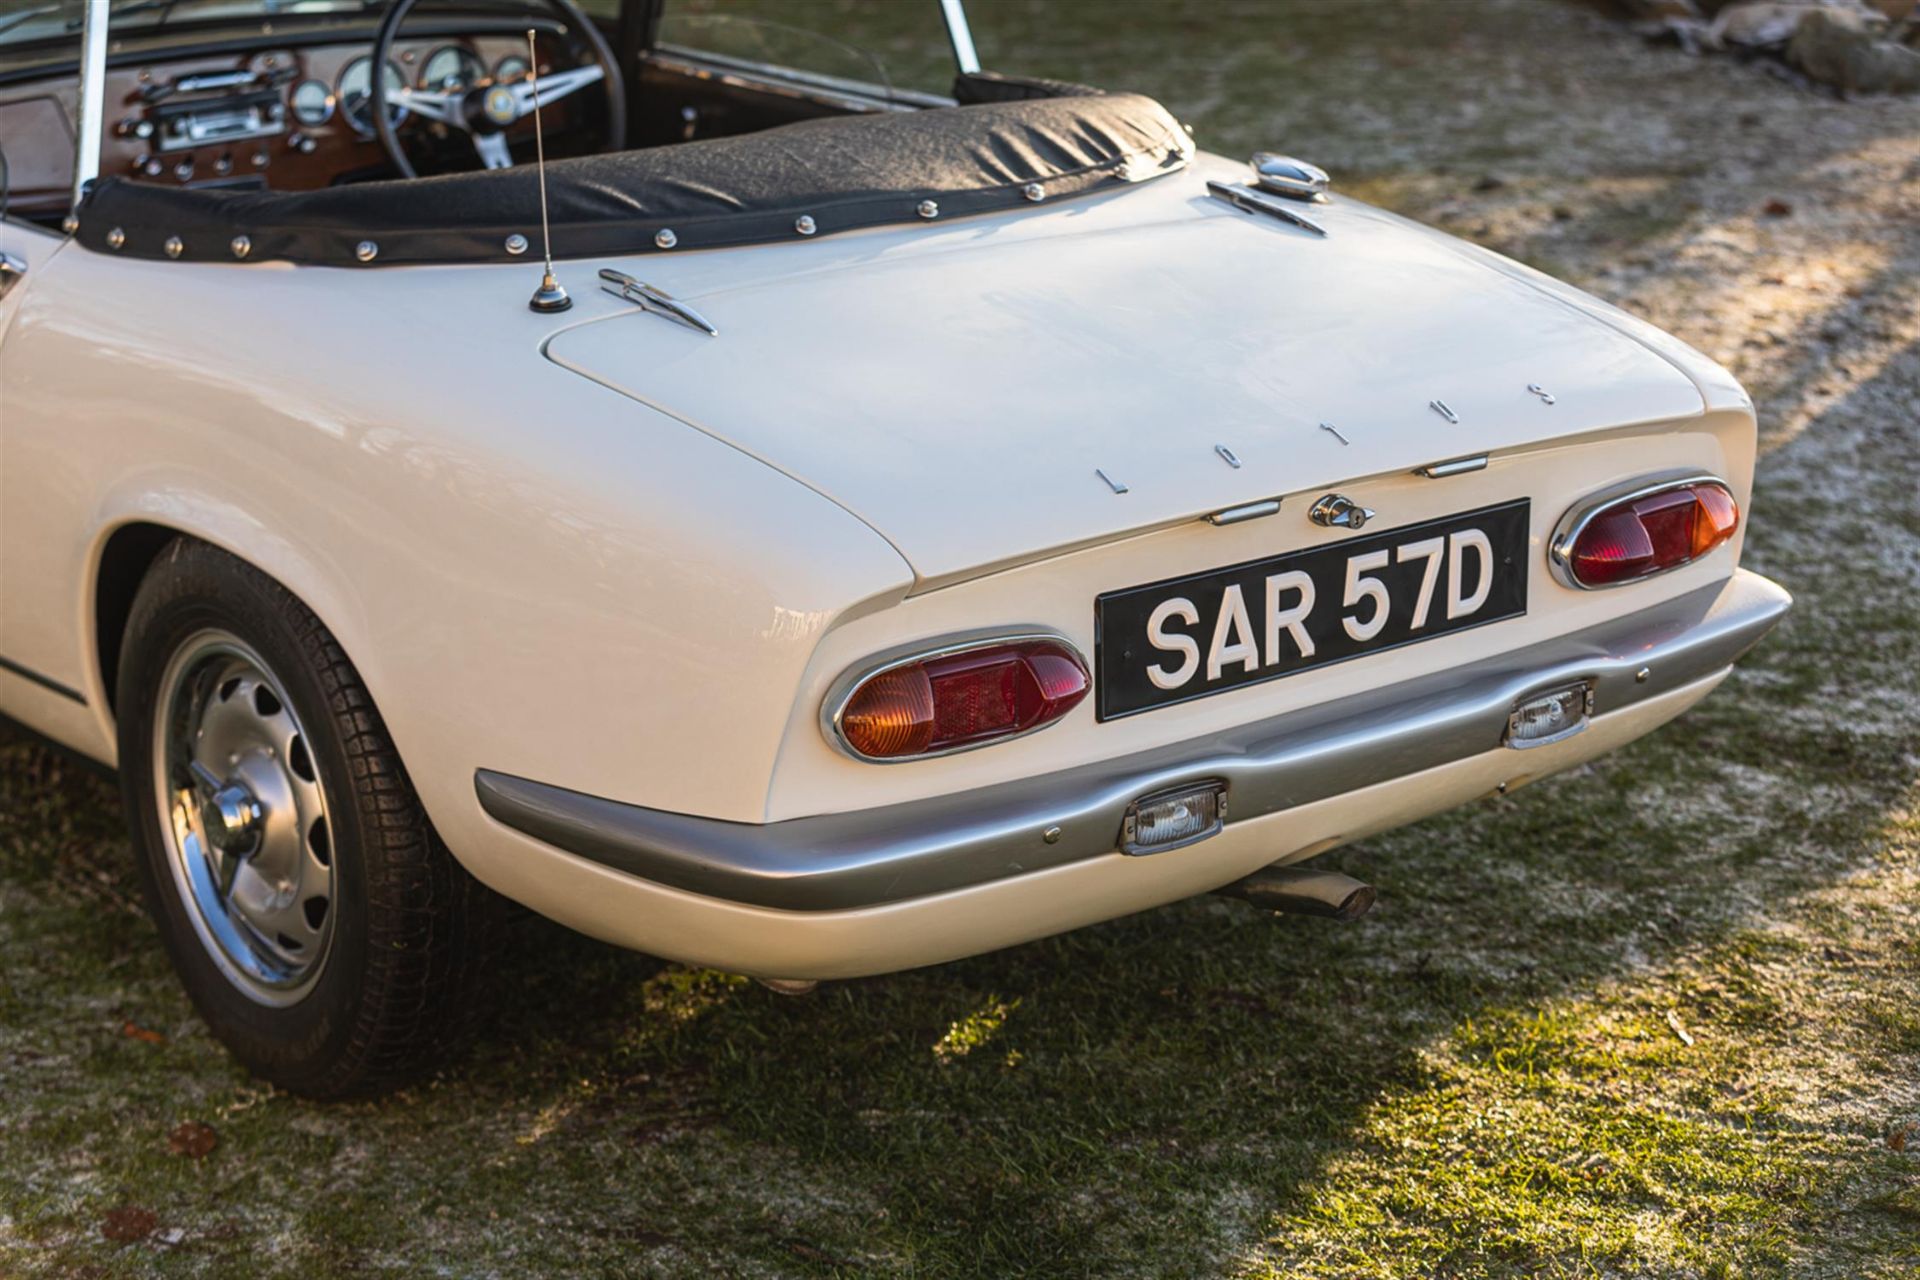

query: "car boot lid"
left=545, top=158, right=1707, bottom=586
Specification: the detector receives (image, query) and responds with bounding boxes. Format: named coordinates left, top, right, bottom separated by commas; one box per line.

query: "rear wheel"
left=117, top=539, right=493, bottom=1097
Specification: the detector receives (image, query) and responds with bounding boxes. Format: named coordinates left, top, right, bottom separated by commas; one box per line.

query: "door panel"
left=0, top=221, right=104, bottom=755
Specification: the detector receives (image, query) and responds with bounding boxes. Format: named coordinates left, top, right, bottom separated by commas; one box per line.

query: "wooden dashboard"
left=0, top=30, right=582, bottom=220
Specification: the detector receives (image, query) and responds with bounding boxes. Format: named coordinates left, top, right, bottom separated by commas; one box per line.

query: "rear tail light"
left=830, top=636, right=1090, bottom=761
left=1552, top=477, right=1740, bottom=589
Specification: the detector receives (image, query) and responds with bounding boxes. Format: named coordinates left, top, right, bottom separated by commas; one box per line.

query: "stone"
left=1713, top=2, right=1821, bottom=48
left=1617, top=0, right=1703, bottom=17
left=1790, top=6, right=1920, bottom=90
left=1706, top=0, right=1889, bottom=49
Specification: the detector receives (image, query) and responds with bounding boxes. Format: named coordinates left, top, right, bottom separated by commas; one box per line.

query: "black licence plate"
left=1095, top=500, right=1530, bottom=720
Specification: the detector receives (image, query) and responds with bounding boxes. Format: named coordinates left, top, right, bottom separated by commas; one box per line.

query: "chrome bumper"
left=476, top=569, right=1791, bottom=913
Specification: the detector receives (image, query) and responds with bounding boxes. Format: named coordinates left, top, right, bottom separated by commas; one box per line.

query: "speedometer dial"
left=337, top=56, right=407, bottom=136
left=421, top=45, right=485, bottom=91
left=494, top=53, right=530, bottom=81
left=290, top=78, right=334, bottom=127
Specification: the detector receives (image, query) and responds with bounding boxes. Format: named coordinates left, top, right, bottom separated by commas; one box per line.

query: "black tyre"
left=117, top=538, right=493, bottom=1097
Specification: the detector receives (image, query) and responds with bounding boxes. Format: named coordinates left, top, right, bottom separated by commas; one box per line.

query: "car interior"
left=0, top=0, right=980, bottom=232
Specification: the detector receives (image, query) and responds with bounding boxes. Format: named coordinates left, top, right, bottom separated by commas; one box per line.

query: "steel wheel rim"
left=152, top=630, right=336, bottom=1007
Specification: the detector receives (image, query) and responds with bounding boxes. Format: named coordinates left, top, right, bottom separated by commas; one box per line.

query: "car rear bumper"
left=476, top=568, right=1790, bottom=915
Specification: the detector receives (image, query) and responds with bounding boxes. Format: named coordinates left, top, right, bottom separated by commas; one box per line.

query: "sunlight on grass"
left=931, top=996, right=1021, bottom=1065
left=1248, top=997, right=1824, bottom=1275
left=1239, top=810, right=1920, bottom=1278
left=641, top=967, right=748, bottom=1025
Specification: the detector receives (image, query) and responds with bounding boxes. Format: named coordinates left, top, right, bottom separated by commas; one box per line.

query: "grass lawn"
left=4, top=1, right=1919, bottom=1275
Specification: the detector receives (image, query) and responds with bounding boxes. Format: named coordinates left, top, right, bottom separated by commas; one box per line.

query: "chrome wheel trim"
left=152, top=630, right=336, bottom=1007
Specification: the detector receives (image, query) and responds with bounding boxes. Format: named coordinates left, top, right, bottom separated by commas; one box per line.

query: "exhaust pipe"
left=1215, top=864, right=1376, bottom=921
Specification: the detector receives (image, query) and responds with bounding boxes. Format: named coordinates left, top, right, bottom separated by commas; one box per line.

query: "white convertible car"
left=0, top=0, right=1788, bottom=1095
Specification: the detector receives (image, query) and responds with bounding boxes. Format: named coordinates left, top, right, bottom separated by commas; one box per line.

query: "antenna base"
left=528, top=272, right=572, bottom=313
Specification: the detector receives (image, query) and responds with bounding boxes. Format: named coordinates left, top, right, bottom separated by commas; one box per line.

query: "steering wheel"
left=368, top=0, right=627, bottom=180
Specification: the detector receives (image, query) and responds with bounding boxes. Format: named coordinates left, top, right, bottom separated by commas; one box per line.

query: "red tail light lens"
left=1558, top=479, right=1740, bottom=588
left=834, top=638, right=1090, bottom=760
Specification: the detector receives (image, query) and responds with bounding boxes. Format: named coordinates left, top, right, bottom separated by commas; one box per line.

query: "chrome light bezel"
left=1118, top=778, right=1229, bottom=855
left=821, top=628, right=1089, bottom=764
left=1504, top=680, right=1595, bottom=750
left=1548, top=470, right=1735, bottom=591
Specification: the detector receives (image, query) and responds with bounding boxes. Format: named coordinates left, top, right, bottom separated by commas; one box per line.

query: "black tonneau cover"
left=74, top=91, right=1190, bottom=267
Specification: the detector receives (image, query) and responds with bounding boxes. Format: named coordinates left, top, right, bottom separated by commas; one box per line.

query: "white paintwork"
left=0, top=246, right=913, bottom=823
left=547, top=155, right=1706, bottom=586
left=762, top=413, right=1753, bottom=819
left=0, top=137, right=1772, bottom=975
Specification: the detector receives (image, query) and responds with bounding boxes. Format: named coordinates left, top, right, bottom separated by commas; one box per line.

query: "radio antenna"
left=525, top=28, right=570, bottom=313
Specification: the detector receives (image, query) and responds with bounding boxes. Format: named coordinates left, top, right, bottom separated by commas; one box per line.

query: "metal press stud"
left=61, top=214, right=79, bottom=235
left=354, top=240, right=378, bottom=263
left=1023, top=183, right=1045, bottom=203
left=654, top=228, right=678, bottom=249
left=504, top=234, right=528, bottom=256
left=1636, top=667, right=1651, bottom=683
left=794, top=215, right=816, bottom=236
left=917, top=199, right=939, bottom=219
left=163, top=235, right=183, bottom=259
left=1043, top=826, right=1062, bottom=844
left=106, top=227, right=126, bottom=250
left=230, top=235, right=251, bottom=259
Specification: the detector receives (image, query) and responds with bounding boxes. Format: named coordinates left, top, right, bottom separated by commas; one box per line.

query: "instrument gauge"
left=290, top=78, right=335, bottom=127
left=494, top=53, right=530, bottom=81
left=421, top=45, right=485, bottom=91
left=337, top=56, right=407, bottom=136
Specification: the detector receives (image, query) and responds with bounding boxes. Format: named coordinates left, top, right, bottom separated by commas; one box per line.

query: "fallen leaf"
left=167, top=1120, right=217, bottom=1159
left=1762, top=198, right=1792, bottom=218
left=100, top=1206, right=157, bottom=1244
left=1891, top=1125, right=1915, bottom=1152
left=120, top=1021, right=165, bottom=1046
left=1665, top=1009, right=1696, bottom=1047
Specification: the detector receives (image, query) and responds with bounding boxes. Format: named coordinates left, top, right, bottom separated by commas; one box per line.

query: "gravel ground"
left=2, top=2, right=1918, bottom=1276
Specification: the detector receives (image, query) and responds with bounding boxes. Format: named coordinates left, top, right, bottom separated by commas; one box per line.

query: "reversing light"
left=831, top=636, right=1090, bottom=761
left=1553, top=476, right=1739, bottom=589
left=1120, top=780, right=1227, bottom=855
left=1507, top=681, right=1594, bottom=749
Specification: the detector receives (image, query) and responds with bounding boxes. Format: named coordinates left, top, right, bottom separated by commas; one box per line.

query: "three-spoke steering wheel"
left=369, top=0, right=626, bottom=179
